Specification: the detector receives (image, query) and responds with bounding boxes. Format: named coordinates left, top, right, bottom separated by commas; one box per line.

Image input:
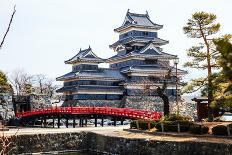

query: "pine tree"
left=183, top=12, right=220, bottom=121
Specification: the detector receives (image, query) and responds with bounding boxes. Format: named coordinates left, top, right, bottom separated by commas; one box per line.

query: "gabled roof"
left=109, top=36, right=168, bottom=48
left=114, top=10, right=163, bottom=32
left=138, top=42, right=176, bottom=57
left=107, top=42, right=177, bottom=62
left=65, top=47, right=104, bottom=64
left=56, top=85, right=123, bottom=93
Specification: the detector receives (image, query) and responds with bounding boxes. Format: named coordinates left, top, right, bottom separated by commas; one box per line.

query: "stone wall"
left=87, top=132, right=232, bottom=155
left=0, top=93, right=14, bottom=120
left=4, top=132, right=88, bottom=154
left=3, top=132, right=232, bottom=155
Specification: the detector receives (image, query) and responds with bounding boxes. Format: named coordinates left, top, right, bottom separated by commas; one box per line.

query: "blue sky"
left=0, top=0, right=231, bottom=86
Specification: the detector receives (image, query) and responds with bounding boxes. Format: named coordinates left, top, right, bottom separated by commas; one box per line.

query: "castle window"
left=142, top=32, right=148, bottom=36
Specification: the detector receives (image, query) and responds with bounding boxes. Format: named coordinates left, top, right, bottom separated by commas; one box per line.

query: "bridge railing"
left=15, top=106, right=163, bottom=121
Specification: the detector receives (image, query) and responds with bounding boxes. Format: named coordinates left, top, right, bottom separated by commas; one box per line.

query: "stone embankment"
left=2, top=128, right=232, bottom=155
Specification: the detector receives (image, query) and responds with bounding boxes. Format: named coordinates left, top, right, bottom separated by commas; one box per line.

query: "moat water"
left=57, top=151, right=104, bottom=155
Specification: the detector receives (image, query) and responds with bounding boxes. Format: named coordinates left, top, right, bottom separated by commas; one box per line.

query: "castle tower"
left=107, top=10, right=187, bottom=110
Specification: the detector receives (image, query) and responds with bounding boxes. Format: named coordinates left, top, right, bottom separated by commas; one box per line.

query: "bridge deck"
left=16, top=106, right=162, bottom=121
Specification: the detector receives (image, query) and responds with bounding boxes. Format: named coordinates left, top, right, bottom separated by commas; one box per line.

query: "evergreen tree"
left=212, top=35, right=232, bottom=112
left=0, top=71, right=13, bottom=93
left=183, top=12, right=220, bottom=121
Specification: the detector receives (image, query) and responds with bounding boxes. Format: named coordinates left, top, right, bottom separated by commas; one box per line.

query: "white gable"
left=140, top=43, right=161, bottom=54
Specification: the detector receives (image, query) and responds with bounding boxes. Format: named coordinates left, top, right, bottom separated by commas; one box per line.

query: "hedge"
left=189, top=124, right=209, bottom=134
left=155, top=120, right=193, bottom=132
left=131, top=120, right=157, bottom=130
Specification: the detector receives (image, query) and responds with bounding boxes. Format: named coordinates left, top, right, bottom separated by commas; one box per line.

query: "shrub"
left=163, top=114, right=192, bottom=121
left=189, top=124, right=209, bottom=134
left=212, top=125, right=229, bottom=135
left=130, top=120, right=157, bottom=130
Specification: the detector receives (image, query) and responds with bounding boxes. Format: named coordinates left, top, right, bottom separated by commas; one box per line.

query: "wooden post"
left=200, top=124, right=202, bottom=134
left=136, top=120, right=139, bottom=129
left=148, top=120, right=151, bottom=131
left=177, top=123, right=180, bottom=133
left=161, top=122, right=164, bottom=132
left=227, top=125, right=231, bottom=136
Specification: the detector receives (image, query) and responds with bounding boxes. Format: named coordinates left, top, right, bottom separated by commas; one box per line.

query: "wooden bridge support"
left=52, top=118, right=55, bottom=128
left=79, top=118, right=84, bottom=127
left=79, top=118, right=81, bottom=127
left=40, top=118, right=43, bottom=128
left=113, top=118, right=117, bottom=126
left=73, top=118, right=76, bottom=128
left=43, top=117, right=47, bottom=128
left=58, top=115, right=61, bottom=128
left=95, top=118, right=97, bottom=127
left=66, top=118, right=69, bottom=128
left=85, top=118, right=87, bottom=126
left=32, top=119, right=35, bottom=127
left=101, top=118, right=104, bottom=127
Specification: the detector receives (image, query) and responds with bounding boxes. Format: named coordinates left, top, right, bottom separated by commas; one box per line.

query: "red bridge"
left=16, top=107, right=162, bottom=128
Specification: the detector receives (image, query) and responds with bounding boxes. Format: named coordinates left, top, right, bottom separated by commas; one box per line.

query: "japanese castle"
left=57, top=10, right=187, bottom=111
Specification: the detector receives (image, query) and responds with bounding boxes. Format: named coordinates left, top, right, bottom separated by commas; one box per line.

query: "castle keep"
left=57, top=10, right=187, bottom=111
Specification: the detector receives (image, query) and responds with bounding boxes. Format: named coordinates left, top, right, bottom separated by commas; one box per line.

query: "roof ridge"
left=128, top=12, right=147, bottom=17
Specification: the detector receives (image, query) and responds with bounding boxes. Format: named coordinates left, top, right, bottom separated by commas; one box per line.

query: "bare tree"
left=33, top=74, right=58, bottom=98
left=9, top=69, right=34, bottom=95
left=44, top=79, right=58, bottom=98
left=0, top=5, right=16, bottom=50
left=136, top=68, right=174, bottom=116
left=34, top=74, right=46, bottom=94
left=155, top=68, right=172, bottom=116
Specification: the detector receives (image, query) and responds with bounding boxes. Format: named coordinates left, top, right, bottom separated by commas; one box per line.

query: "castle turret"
left=57, top=47, right=124, bottom=106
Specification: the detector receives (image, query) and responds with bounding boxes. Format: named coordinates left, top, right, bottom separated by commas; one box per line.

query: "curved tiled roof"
left=114, top=11, right=163, bottom=32
left=121, top=65, right=187, bottom=75
left=56, top=68, right=125, bottom=81
left=65, top=47, right=104, bottom=64
left=57, top=85, right=123, bottom=93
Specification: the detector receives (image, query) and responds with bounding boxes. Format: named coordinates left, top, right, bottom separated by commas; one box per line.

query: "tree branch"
left=0, top=5, right=16, bottom=49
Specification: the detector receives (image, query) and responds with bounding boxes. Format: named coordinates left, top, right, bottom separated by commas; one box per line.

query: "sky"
left=0, top=0, right=231, bottom=88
